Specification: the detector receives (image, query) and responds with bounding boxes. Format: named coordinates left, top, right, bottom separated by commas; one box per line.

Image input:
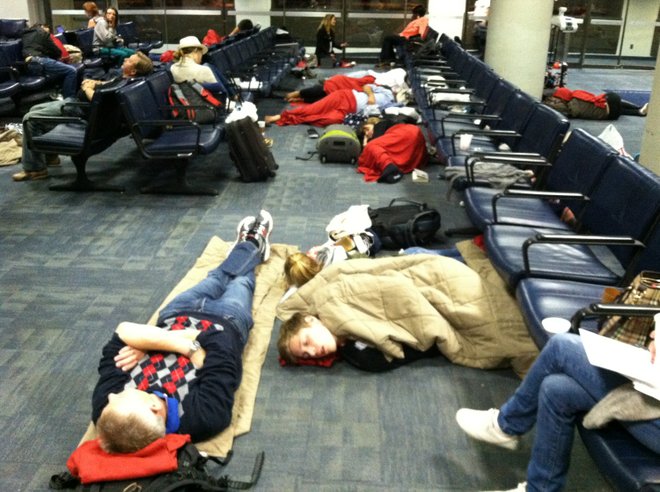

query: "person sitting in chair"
left=377, top=5, right=428, bottom=67
left=90, top=211, right=273, bottom=453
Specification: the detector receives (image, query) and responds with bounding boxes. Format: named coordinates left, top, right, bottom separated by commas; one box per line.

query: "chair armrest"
left=468, top=154, right=549, bottom=166
left=428, top=87, right=474, bottom=95
left=570, top=303, right=660, bottom=333
left=438, top=113, right=500, bottom=136
left=451, top=130, right=520, bottom=155
left=521, top=234, right=644, bottom=275
left=0, top=66, right=20, bottom=80
left=491, top=190, right=589, bottom=223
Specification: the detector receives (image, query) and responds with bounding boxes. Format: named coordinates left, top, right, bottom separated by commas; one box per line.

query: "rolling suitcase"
left=226, top=117, right=278, bottom=182
left=317, top=124, right=361, bottom=164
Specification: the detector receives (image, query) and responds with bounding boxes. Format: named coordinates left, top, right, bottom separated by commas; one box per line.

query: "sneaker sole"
left=256, top=210, right=273, bottom=261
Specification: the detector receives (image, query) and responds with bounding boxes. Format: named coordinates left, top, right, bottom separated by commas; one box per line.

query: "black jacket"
left=315, top=28, right=338, bottom=59
left=21, top=27, right=61, bottom=60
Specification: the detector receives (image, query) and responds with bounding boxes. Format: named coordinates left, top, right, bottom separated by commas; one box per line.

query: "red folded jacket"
left=67, top=433, right=190, bottom=484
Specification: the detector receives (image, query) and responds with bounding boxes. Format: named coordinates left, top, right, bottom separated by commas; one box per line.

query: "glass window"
left=556, top=0, right=624, bottom=20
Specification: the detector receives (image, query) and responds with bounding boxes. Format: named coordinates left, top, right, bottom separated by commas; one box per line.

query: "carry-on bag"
left=226, top=117, right=278, bottom=182
left=368, top=198, right=441, bottom=249
left=317, top=124, right=361, bottom=164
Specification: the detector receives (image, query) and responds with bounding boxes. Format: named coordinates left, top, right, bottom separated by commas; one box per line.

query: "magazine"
left=579, top=328, right=660, bottom=401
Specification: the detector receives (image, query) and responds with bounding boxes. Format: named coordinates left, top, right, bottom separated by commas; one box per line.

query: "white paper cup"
left=542, top=317, right=571, bottom=334
left=459, top=133, right=473, bottom=151
left=258, top=120, right=266, bottom=133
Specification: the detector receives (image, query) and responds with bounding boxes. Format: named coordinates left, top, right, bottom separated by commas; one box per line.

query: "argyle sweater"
left=91, top=314, right=243, bottom=443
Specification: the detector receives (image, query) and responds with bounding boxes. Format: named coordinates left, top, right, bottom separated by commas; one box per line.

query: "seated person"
left=83, top=1, right=103, bottom=28
left=264, top=84, right=396, bottom=127
left=91, top=211, right=273, bottom=453
left=277, top=253, right=539, bottom=376
left=377, top=5, right=428, bottom=67
left=315, top=14, right=348, bottom=68
left=456, top=329, right=659, bottom=491
left=21, top=23, right=79, bottom=99
left=93, top=7, right=135, bottom=62
left=228, top=19, right=254, bottom=37
left=170, top=36, right=218, bottom=85
left=357, top=119, right=428, bottom=182
left=13, top=52, right=153, bottom=182
left=543, top=87, right=648, bottom=119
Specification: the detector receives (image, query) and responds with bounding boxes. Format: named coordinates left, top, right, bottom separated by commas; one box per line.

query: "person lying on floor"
left=357, top=117, right=429, bottom=182
left=456, top=328, right=659, bottom=492
left=277, top=253, right=538, bottom=375
left=91, top=211, right=273, bottom=453
left=542, top=87, right=648, bottom=120
left=284, top=68, right=409, bottom=104
left=264, top=84, right=397, bottom=127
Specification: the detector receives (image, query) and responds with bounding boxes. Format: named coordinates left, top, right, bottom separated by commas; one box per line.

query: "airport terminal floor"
left=0, top=63, right=654, bottom=490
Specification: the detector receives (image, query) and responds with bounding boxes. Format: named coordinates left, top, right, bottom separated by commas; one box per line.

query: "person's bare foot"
left=285, top=91, right=300, bottom=102
left=264, top=115, right=281, bottom=125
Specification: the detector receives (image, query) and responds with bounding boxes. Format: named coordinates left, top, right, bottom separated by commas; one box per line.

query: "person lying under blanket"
left=90, top=212, right=272, bottom=453
left=284, top=68, right=410, bottom=104
left=264, top=84, right=397, bottom=127
left=542, top=87, right=648, bottom=120
left=277, top=253, right=539, bottom=376
left=357, top=118, right=429, bottom=182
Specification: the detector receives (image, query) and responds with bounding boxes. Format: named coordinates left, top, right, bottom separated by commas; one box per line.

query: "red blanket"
left=278, top=89, right=357, bottom=127
left=323, top=75, right=375, bottom=94
left=552, top=87, right=607, bottom=109
left=357, top=124, right=428, bottom=182
left=67, top=434, right=190, bottom=484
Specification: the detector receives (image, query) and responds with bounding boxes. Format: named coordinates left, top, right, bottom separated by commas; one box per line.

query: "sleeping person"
left=277, top=253, right=539, bottom=376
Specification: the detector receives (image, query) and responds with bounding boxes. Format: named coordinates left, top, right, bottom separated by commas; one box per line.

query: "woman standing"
left=93, top=7, right=135, bottom=62
left=315, top=14, right=347, bottom=68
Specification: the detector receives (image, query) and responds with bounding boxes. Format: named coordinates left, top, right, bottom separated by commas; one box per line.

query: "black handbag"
left=368, top=198, right=441, bottom=249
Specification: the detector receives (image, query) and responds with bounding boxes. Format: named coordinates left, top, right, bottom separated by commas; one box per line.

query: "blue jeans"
left=498, top=333, right=660, bottom=491
left=157, top=242, right=261, bottom=344
left=30, top=56, right=78, bottom=98
left=22, top=98, right=75, bottom=171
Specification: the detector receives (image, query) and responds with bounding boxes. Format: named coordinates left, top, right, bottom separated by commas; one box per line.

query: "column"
left=638, top=46, right=659, bottom=174
left=484, top=0, right=554, bottom=99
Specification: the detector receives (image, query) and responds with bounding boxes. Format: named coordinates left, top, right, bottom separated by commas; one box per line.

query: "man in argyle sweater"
left=90, top=211, right=273, bottom=454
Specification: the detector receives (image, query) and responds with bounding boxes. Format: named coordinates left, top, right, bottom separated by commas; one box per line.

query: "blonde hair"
left=97, top=400, right=165, bottom=454
left=132, top=51, right=153, bottom=76
left=173, top=46, right=204, bottom=62
left=278, top=312, right=312, bottom=363
left=317, top=14, right=336, bottom=33
left=284, top=252, right=322, bottom=287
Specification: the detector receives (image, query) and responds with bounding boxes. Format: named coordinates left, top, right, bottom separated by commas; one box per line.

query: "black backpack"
left=368, top=198, right=441, bottom=250
left=168, top=82, right=224, bottom=124
left=49, top=443, right=264, bottom=492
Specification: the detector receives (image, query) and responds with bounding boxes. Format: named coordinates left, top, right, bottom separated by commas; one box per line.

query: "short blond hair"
left=97, top=401, right=165, bottom=453
left=284, top=252, right=322, bottom=287
left=133, top=51, right=154, bottom=76
left=278, top=312, right=313, bottom=364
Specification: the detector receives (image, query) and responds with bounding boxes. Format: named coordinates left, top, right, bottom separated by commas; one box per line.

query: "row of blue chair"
left=404, top=32, right=660, bottom=491
left=206, top=26, right=300, bottom=97
left=27, top=69, right=223, bottom=195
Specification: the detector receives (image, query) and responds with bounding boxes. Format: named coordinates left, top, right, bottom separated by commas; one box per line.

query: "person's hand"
left=114, top=345, right=146, bottom=372
left=340, top=42, right=348, bottom=48
left=367, top=95, right=376, bottom=105
left=650, top=330, right=656, bottom=364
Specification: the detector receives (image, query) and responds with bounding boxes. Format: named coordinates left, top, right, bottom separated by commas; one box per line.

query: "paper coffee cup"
left=542, top=317, right=571, bottom=334
left=459, top=133, right=473, bottom=151
left=258, top=120, right=266, bottom=133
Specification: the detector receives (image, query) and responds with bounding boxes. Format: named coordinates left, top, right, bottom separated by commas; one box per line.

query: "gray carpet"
left=0, top=65, right=652, bottom=491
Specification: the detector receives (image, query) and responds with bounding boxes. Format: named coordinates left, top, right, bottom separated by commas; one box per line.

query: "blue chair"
left=485, top=156, right=660, bottom=289
left=26, top=81, right=130, bottom=192
left=118, top=79, right=222, bottom=195
left=462, top=129, right=616, bottom=231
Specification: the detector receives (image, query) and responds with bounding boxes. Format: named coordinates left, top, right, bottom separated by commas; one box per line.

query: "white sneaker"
left=455, top=408, right=520, bottom=450
left=245, top=209, right=273, bottom=261
left=228, top=215, right=255, bottom=254
left=482, top=482, right=527, bottom=492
